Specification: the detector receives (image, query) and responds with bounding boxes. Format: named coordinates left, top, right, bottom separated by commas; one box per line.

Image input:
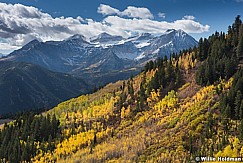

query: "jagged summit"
left=91, top=32, right=123, bottom=43
left=66, top=34, right=87, bottom=42
left=165, top=29, right=176, bottom=33
left=96, top=32, right=113, bottom=39
left=23, top=39, right=40, bottom=47
left=3, top=29, right=197, bottom=85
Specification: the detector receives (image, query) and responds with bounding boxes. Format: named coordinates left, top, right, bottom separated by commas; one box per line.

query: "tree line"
left=0, top=112, right=60, bottom=162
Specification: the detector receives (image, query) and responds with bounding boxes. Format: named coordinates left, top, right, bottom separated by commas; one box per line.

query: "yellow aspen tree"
left=121, top=107, right=126, bottom=119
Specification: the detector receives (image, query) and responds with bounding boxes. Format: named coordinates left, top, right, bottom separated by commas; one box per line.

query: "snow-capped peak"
left=96, top=32, right=113, bottom=39
left=20, top=39, right=40, bottom=51
left=90, top=32, right=123, bottom=44
left=165, top=29, right=176, bottom=33
left=164, top=29, right=186, bottom=35
left=7, top=29, right=198, bottom=71
left=66, top=34, right=87, bottom=41
left=27, top=39, right=40, bottom=45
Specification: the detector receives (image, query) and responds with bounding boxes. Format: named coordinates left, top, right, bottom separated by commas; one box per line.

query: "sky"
left=0, top=0, right=242, bottom=54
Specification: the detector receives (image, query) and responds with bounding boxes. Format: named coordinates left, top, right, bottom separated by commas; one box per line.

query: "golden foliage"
left=34, top=68, right=239, bottom=163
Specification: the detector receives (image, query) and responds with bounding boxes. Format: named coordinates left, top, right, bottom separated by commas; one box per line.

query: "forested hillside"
left=0, top=16, right=243, bottom=162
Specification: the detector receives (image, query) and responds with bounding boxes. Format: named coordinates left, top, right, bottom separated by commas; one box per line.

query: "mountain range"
left=2, top=29, right=197, bottom=85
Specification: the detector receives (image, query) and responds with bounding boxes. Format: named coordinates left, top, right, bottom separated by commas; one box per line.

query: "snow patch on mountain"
left=5, top=29, right=198, bottom=76
left=135, top=42, right=151, bottom=48
left=135, top=52, right=146, bottom=60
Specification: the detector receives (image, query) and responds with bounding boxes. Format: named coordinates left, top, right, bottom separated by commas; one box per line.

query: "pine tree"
left=240, top=100, right=243, bottom=120
left=127, top=80, right=134, bottom=100
left=165, top=60, right=174, bottom=82
left=152, top=72, right=160, bottom=90
left=237, top=25, right=243, bottom=58
left=205, top=61, right=214, bottom=85
left=220, top=93, right=227, bottom=115
left=21, top=145, right=28, bottom=162
left=138, top=82, right=146, bottom=111
left=198, top=38, right=204, bottom=61
left=234, top=91, right=242, bottom=120
left=224, top=58, right=235, bottom=79
left=233, top=15, right=242, bottom=47
left=47, top=135, right=53, bottom=152
left=158, top=65, right=165, bottom=88
left=196, top=64, right=206, bottom=86
left=240, top=119, right=243, bottom=140
left=225, top=104, right=231, bottom=118
left=203, top=38, right=209, bottom=60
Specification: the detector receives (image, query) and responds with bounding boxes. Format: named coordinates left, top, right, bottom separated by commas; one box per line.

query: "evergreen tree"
left=225, top=104, right=231, bottom=118
left=165, top=60, right=174, bottom=80
left=205, top=61, right=214, bottom=85
left=237, top=25, right=243, bottom=58
left=158, top=65, right=165, bottom=88
left=198, top=38, right=204, bottom=61
left=240, top=119, right=243, bottom=140
left=175, top=70, right=182, bottom=87
left=127, top=80, right=134, bottom=100
left=234, top=91, right=242, bottom=120
left=47, top=135, right=53, bottom=151
left=233, top=15, right=242, bottom=47
left=240, top=100, right=243, bottom=120
left=196, top=64, right=206, bottom=86
left=138, top=82, right=146, bottom=111
left=224, top=58, right=236, bottom=80
left=21, top=145, right=28, bottom=162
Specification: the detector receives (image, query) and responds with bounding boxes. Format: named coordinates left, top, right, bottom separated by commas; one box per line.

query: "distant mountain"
left=2, top=29, right=197, bottom=85
left=91, top=32, right=123, bottom=43
left=0, top=61, right=90, bottom=114
left=137, top=29, right=198, bottom=59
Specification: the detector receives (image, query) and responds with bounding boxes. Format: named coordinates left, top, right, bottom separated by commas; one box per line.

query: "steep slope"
left=27, top=58, right=234, bottom=163
left=135, top=29, right=198, bottom=60
left=0, top=61, right=90, bottom=114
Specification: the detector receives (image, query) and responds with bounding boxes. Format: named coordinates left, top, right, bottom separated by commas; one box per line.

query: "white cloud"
left=183, top=15, right=196, bottom=20
left=0, top=3, right=88, bottom=51
left=121, top=6, right=154, bottom=19
left=173, top=19, right=209, bottom=33
left=158, top=12, right=166, bottom=18
left=0, top=3, right=209, bottom=54
left=97, top=4, right=120, bottom=16
left=97, top=4, right=154, bottom=19
left=76, top=16, right=84, bottom=22
left=103, top=16, right=209, bottom=35
left=0, top=42, right=19, bottom=54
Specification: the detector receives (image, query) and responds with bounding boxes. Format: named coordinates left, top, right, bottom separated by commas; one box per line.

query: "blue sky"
left=0, top=0, right=242, bottom=54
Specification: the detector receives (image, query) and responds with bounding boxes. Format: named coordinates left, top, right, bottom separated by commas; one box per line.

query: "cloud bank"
left=98, top=4, right=154, bottom=19
left=0, top=3, right=210, bottom=54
